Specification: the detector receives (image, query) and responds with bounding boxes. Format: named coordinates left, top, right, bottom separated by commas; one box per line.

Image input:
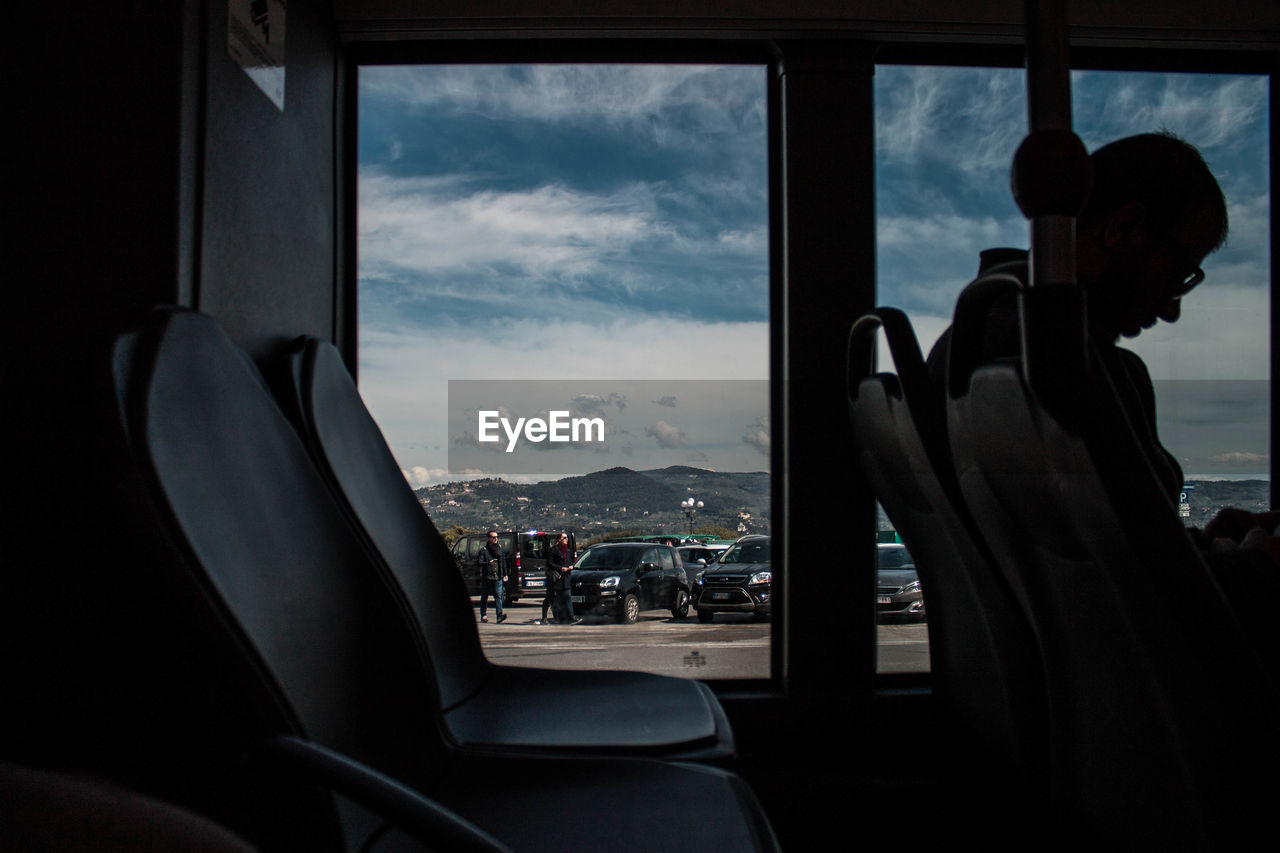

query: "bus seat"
left=946, top=282, right=1280, bottom=850
left=110, top=306, right=777, bottom=852
left=846, top=306, right=1049, bottom=801
left=269, top=334, right=734, bottom=760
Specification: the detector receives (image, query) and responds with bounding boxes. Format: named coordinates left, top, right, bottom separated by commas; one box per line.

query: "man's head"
left=1075, top=132, right=1228, bottom=340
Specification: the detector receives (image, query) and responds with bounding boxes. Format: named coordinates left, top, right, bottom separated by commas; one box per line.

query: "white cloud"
left=359, top=173, right=659, bottom=283
left=404, top=466, right=453, bottom=488
left=645, top=421, right=686, bottom=448
left=1209, top=452, right=1270, bottom=465
left=361, top=65, right=767, bottom=145
left=877, top=212, right=1023, bottom=254
left=359, top=317, right=769, bottom=480
left=742, top=417, right=770, bottom=457
left=1075, top=73, right=1267, bottom=158
left=876, top=66, right=1026, bottom=179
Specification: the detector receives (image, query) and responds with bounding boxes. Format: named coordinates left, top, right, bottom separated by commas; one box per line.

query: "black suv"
left=451, top=530, right=576, bottom=603
left=568, top=542, right=691, bottom=623
left=692, top=534, right=772, bottom=623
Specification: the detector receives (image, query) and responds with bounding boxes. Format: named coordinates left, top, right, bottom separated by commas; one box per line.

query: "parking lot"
left=472, top=600, right=931, bottom=677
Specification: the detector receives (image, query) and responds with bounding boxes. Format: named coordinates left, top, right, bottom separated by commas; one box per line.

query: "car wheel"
left=670, top=590, right=690, bottom=619
left=619, top=593, right=640, bottom=624
left=697, top=608, right=715, bottom=624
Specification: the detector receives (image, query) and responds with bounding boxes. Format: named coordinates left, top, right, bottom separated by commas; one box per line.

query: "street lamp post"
left=681, top=498, right=704, bottom=535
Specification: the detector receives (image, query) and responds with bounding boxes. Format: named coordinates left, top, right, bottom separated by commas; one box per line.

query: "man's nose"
left=1158, top=298, right=1182, bottom=324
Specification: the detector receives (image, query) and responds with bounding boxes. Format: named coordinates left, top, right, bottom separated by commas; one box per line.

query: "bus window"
left=357, top=63, right=772, bottom=679
left=873, top=65, right=1270, bottom=674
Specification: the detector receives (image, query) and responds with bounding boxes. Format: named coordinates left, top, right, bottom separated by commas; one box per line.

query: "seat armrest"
left=258, top=735, right=512, bottom=853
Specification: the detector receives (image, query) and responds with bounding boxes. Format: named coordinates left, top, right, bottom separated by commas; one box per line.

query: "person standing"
left=544, top=532, right=580, bottom=625
left=477, top=530, right=508, bottom=624
left=926, top=131, right=1280, bottom=678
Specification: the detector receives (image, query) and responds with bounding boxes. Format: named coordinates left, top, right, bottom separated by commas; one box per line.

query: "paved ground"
left=472, top=600, right=931, bottom=677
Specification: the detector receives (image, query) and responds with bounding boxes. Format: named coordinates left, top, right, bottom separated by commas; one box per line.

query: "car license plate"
left=877, top=595, right=892, bottom=605
left=712, top=592, right=731, bottom=600
left=571, top=595, right=585, bottom=603
left=527, top=579, right=544, bottom=587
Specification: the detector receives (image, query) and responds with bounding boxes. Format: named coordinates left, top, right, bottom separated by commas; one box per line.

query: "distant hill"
left=1182, top=479, right=1271, bottom=528
left=531, top=466, right=682, bottom=512
left=876, top=478, right=1271, bottom=533
left=414, top=465, right=771, bottom=540
left=416, top=468, right=1264, bottom=543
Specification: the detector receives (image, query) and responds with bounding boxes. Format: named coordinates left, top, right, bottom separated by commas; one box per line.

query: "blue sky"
left=358, top=65, right=770, bottom=485
left=358, top=63, right=1270, bottom=485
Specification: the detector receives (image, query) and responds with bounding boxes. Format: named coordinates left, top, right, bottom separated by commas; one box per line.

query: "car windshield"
left=720, top=540, right=770, bottom=564
left=877, top=547, right=914, bottom=570
left=575, top=547, right=637, bottom=570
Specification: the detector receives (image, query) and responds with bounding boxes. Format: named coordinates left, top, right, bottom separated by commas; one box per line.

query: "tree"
left=440, top=524, right=478, bottom=548
left=694, top=524, right=739, bottom=542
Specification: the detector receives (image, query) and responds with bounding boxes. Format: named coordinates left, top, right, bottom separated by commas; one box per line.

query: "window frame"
left=339, top=33, right=1278, bottom=718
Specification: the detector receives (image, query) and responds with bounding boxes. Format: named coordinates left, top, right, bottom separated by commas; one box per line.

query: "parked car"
left=693, top=534, right=772, bottom=623
left=677, top=543, right=730, bottom=569
left=876, top=542, right=925, bottom=622
left=451, top=530, right=576, bottom=604
left=567, top=542, right=691, bottom=623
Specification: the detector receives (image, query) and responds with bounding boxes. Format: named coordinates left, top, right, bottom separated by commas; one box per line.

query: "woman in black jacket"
left=543, top=532, right=580, bottom=625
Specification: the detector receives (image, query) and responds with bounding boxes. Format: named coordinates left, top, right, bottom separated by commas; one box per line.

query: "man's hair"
left=1084, top=131, right=1228, bottom=251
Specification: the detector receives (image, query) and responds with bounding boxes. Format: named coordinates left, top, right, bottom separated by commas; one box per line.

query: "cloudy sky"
left=358, top=63, right=1270, bottom=485
left=875, top=66, right=1271, bottom=478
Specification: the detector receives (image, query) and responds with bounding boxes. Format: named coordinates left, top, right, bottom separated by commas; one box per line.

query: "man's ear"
left=1103, top=202, right=1149, bottom=251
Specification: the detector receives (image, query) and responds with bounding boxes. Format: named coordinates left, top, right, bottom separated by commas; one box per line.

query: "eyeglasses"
left=1165, top=239, right=1206, bottom=299
left=488, top=534, right=498, bottom=539
left=1175, top=266, right=1205, bottom=298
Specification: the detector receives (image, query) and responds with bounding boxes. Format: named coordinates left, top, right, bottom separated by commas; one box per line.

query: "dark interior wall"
left=3, top=1, right=341, bottom=797
left=5, top=0, right=195, bottom=770
left=198, top=0, right=338, bottom=360
left=10, top=3, right=195, bottom=336
left=8, top=2, right=200, bottom=566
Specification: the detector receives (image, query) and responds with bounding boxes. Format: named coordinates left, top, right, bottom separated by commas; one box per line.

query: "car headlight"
left=695, top=571, right=705, bottom=584
left=749, top=571, right=772, bottom=585
left=902, top=580, right=921, bottom=593
left=599, top=576, right=620, bottom=588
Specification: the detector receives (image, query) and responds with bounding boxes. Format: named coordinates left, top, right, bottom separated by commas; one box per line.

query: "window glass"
left=358, top=64, right=771, bottom=679
left=523, top=536, right=546, bottom=560
left=874, top=65, right=1270, bottom=674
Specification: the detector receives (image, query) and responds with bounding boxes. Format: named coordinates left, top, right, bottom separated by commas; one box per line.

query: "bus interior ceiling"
left=6, top=2, right=1279, bottom=850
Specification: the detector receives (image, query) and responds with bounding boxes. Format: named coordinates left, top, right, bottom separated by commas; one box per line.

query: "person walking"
left=477, top=530, right=508, bottom=624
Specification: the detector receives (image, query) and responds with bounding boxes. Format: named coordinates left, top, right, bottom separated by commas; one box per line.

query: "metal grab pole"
left=1025, top=0, right=1073, bottom=135
left=1012, top=0, right=1094, bottom=390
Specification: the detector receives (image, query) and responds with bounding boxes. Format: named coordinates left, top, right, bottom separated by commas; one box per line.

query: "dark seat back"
left=273, top=336, right=488, bottom=711
left=846, top=305, right=1046, bottom=790
left=110, top=308, right=449, bottom=843
left=947, top=283, right=1280, bottom=849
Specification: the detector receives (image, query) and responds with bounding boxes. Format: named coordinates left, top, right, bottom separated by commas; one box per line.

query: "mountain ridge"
left=414, top=465, right=771, bottom=538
